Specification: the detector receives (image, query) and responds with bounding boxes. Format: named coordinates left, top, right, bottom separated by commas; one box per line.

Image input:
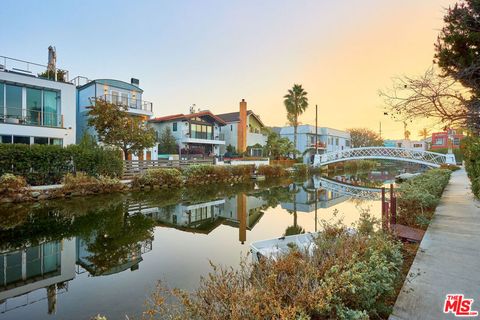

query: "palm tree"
left=418, top=128, right=430, bottom=141
left=284, top=84, right=308, bottom=158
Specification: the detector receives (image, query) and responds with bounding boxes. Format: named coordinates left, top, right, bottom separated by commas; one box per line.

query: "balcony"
left=181, top=132, right=225, bottom=145
left=0, top=108, right=63, bottom=128
left=94, top=94, right=153, bottom=113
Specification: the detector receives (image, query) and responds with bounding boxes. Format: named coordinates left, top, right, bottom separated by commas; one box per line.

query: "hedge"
left=0, top=144, right=123, bottom=186
left=462, top=137, right=480, bottom=198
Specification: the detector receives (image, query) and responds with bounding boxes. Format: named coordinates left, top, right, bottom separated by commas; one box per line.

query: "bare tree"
left=379, top=68, right=473, bottom=128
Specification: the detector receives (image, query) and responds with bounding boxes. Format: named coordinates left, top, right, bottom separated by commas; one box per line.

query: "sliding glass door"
left=44, top=90, right=59, bottom=126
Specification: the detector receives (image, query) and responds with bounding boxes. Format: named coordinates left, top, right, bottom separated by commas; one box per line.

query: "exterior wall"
left=220, top=114, right=267, bottom=155
left=0, top=71, right=77, bottom=145
left=430, top=132, right=464, bottom=149
left=383, top=139, right=426, bottom=151
left=280, top=125, right=351, bottom=164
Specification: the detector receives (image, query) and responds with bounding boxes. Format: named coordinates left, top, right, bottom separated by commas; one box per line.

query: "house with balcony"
left=280, top=125, right=351, bottom=164
left=76, top=77, right=157, bottom=160
left=216, top=99, right=268, bottom=157
left=149, top=110, right=226, bottom=157
left=0, top=55, right=76, bottom=146
left=430, top=129, right=465, bottom=150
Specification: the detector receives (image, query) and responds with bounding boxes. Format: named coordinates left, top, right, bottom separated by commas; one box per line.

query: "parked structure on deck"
left=279, top=125, right=351, bottom=164
left=216, top=99, right=268, bottom=157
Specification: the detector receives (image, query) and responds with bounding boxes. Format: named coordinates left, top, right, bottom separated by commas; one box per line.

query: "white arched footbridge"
left=313, top=147, right=456, bottom=168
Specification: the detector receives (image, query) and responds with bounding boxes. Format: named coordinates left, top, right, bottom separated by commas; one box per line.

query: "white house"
left=216, top=99, right=268, bottom=157
left=383, top=139, right=427, bottom=151
left=149, top=110, right=226, bottom=157
left=0, top=56, right=76, bottom=146
left=76, top=77, right=158, bottom=160
left=280, top=125, right=351, bottom=164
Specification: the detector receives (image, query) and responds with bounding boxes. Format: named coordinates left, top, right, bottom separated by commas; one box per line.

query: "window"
left=172, top=122, right=177, bottom=131
left=111, top=90, right=119, bottom=104
left=335, top=138, right=339, bottom=146
left=434, top=138, right=444, bottom=145
left=453, top=138, right=460, bottom=145
left=27, top=88, right=42, bottom=125
left=1, top=135, right=12, bottom=144
left=346, top=140, right=350, bottom=147
left=13, top=136, right=30, bottom=144
left=6, top=84, right=22, bottom=118
left=120, top=92, right=129, bottom=106
left=34, top=137, right=49, bottom=144
left=49, top=138, right=63, bottom=146
left=0, top=83, right=4, bottom=116
left=44, top=90, right=59, bottom=127
left=230, top=125, right=233, bottom=131
left=413, top=143, right=423, bottom=148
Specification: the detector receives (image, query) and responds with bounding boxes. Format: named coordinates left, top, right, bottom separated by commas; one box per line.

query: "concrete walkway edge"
left=389, top=169, right=480, bottom=320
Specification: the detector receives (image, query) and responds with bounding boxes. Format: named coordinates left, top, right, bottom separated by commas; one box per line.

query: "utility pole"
left=315, top=104, right=318, bottom=154
left=379, top=121, right=382, bottom=138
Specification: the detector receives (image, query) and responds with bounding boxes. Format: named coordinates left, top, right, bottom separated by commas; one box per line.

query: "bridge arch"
left=313, top=147, right=456, bottom=168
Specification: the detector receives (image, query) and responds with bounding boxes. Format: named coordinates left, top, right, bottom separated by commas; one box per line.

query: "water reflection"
left=0, top=165, right=417, bottom=319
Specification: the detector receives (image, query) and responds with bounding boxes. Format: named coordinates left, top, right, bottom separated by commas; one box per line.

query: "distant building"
left=0, top=55, right=76, bottom=146
left=430, top=129, right=465, bottom=150
left=279, top=125, right=351, bottom=164
left=216, top=99, right=268, bottom=157
left=149, top=110, right=226, bottom=157
left=76, top=77, right=157, bottom=160
left=383, top=139, right=426, bottom=151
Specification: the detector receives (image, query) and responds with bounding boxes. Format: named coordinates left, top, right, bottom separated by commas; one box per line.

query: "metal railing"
left=94, top=94, right=153, bottom=112
left=0, top=107, right=63, bottom=127
left=0, top=56, right=69, bottom=82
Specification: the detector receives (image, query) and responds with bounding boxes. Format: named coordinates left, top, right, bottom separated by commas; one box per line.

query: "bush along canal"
left=0, top=163, right=456, bottom=320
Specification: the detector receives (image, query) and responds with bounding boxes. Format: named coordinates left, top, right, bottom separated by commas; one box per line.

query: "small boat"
left=250, top=233, right=318, bottom=262
left=395, top=172, right=421, bottom=183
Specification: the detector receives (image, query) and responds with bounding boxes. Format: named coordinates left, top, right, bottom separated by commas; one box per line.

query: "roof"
left=78, top=79, right=143, bottom=93
left=149, top=110, right=226, bottom=125
left=216, top=110, right=265, bottom=127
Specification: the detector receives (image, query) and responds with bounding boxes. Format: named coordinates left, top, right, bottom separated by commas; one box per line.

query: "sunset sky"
left=2, top=0, right=456, bottom=139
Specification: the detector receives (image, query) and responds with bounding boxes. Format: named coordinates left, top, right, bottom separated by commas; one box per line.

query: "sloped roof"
left=149, top=110, right=226, bottom=125
left=216, top=110, right=265, bottom=127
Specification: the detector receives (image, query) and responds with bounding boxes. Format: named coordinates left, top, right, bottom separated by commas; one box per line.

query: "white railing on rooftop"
left=0, top=56, right=69, bottom=82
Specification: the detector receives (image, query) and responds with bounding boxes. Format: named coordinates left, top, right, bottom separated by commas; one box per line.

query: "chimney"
left=238, top=99, right=247, bottom=153
left=131, top=78, right=140, bottom=86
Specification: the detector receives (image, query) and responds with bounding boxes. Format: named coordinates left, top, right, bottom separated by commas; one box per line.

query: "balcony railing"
left=0, top=107, right=63, bottom=127
left=0, top=56, right=69, bottom=83
left=94, top=94, right=153, bottom=112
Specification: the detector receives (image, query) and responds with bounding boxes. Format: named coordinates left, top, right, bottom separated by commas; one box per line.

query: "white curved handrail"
left=314, top=147, right=456, bottom=168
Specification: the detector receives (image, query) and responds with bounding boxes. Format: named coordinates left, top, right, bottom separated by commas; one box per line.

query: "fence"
left=123, top=158, right=214, bottom=179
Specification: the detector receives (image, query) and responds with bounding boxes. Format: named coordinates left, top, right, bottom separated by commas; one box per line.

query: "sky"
left=1, top=0, right=456, bottom=139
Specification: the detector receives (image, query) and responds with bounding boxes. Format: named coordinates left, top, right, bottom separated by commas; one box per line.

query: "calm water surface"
left=0, top=164, right=423, bottom=319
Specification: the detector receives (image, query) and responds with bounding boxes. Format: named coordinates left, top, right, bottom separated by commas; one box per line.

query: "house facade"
left=76, top=77, right=157, bottom=160
left=430, top=129, right=465, bottom=150
left=383, top=139, right=427, bottom=151
left=216, top=99, right=268, bottom=157
left=149, top=110, right=226, bottom=157
left=280, top=125, right=351, bottom=164
left=0, top=56, right=76, bottom=146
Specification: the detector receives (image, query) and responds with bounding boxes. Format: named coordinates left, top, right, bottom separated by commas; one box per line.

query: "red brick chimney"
left=238, top=99, right=247, bottom=153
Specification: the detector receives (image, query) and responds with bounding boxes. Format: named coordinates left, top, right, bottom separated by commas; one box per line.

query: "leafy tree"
left=157, top=127, right=178, bottom=154
left=87, top=99, right=156, bottom=159
left=264, top=132, right=297, bottom=159
left=284, top=84, right=308, bottom=158
left=347, top=128, right=383, bottom=147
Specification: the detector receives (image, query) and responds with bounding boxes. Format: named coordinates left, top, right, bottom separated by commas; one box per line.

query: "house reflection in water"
left=281, top=177, right=350, bottom=213
left=0, top=238, right=76, bottom=315
left=141, top=193, right=267, bottom=244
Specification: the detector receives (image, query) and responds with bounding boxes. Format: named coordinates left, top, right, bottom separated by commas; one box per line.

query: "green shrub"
left=462, top=137, right=480, bottom=198
left=292, top=163, right=308, bottom=177
left=257, top=165, right=288, bottom=177
left=62, top=172, right=124, bottom=194
left=0, top=141, right=122, bottom=186
left=229, top=165, right=253, bottom=178
left=145, top=219, right=403, bottom=319
left=397, top=169, right=451, bottom=228
left=0, top=174, right=28, bottom=195
left=132, top=168, right=183, bottom=188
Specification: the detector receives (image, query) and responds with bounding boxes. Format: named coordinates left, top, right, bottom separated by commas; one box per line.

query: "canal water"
left=0, top=164, right=423, bottom=320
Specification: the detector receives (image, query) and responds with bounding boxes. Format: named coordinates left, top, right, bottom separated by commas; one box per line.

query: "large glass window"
left=6, top=84, right=22, bottom=119
left=5, top=252, right=22, bottom=285
left=190, top=123, right=213, bottom=139
left=49, top=138, right=63, bottom=146
left=1, top=135, right=12, bottom=143
left=44, top=90, right=59, bottom=127
left=173, top=122, right=177, bottom=131
left=13, top=136, right=30, bottom=144
left=27, top=88, right=42, bottom=125
left=0, top=83, right=4, bottom=116
left=34, top=137, right=49, bottom=144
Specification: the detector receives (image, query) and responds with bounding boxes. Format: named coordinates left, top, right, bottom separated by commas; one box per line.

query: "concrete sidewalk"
left=390, top=169, right=480, bottom=320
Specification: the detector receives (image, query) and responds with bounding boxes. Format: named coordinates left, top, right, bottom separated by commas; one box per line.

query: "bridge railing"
left=315, top=147, right=456, bottom=167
